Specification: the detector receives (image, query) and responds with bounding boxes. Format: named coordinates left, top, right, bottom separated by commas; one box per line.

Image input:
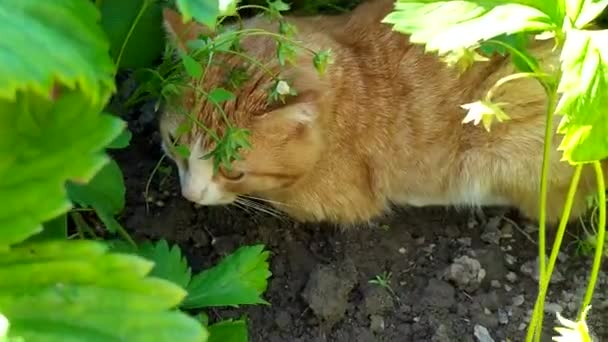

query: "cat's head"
left=159, top=9, right=327, bottom=206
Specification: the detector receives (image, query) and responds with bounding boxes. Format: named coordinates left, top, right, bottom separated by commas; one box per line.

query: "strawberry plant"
left=0, top=0, right=275, bottom=341
left=383, top=0, right=608, bottom=340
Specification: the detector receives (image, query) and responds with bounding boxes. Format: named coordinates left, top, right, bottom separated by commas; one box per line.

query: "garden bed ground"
left=111, top=100, right=608, bottom=342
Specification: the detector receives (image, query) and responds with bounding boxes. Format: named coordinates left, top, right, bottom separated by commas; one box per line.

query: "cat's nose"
left=182, top=186, right=207, bottom=202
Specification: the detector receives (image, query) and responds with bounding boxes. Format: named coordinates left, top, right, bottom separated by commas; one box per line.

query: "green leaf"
left=0, top=240, right=208, bottom=342
left=0, top=90, right=124, bottom=247
left=207, top=319, right=248, bottom=342
left=556, top=29, right=608, bottom=164
left=203, top=127, right=252, bottom=173
left=67, top=159, right=126, bottom=233
left=182, top=54, right=203, bottom=79
left=313, top=49, right=333, bottom=76
left=100, top=0, right=165, bottom=69
left=135, top=240, right=193, bottom=289
left=208, top=87, right=236, bottom=104
left=108, top=127, right=132, bottom=149
left=176, top=145, right=192, bottom=159
left=566, top=0, right=608, bottom=28
left=382, top=1, right=555, bottom=55
left=0, top=0, right=115, bottom=104
left=183, top=245, right=271, bottom=309
left=29, top=214, right=68, bottom=243
left=176, top=0, right=240, bottom=28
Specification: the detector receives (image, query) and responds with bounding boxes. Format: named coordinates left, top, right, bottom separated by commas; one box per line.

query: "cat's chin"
left=189, top=194, right=238, bottom=206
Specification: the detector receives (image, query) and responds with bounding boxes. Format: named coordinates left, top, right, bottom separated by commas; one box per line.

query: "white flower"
left=275, top=80, right=291, bottom=95
left=552, top=305, right=593, bottom=342
left=461, top=100, right=511, bottom=132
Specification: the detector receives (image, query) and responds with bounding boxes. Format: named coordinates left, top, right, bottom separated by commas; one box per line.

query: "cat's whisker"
left=241, top=194, right=292, bottom=208
left=236, top=197, right=286, bottom=220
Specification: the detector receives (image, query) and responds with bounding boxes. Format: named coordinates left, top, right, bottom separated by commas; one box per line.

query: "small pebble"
left=491, top=280, right=501, bottom=288
left=498, top=309, right=509, bottom=325
left=504, top=254, right=517, bottom=265
left=155, top=200, right=165, bottom=207
left=504, top=285, right=512, bottom=292
left=544, top=303, right=563, bottom=314
left=518, top=323, right=527, bottom=331
left=473, top=324, right=495, bottom=342
left=512, top=295, right=525, bottom=307
left=506, top=272, right=518, bottom=283
left=398, top=247, right=407, bottom=254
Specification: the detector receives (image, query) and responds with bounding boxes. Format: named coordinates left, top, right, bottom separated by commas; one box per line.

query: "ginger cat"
left=159, top=0, right=605, bottom=226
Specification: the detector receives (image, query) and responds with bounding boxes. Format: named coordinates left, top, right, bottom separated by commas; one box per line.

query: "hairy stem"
left=579, top=161, right=606, bottom=319
left=525, top=86, right=558, bottom=342
left=526, top=164, right=582, bottom=341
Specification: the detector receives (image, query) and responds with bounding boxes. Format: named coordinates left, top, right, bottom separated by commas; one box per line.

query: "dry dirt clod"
left=302, top=259, right=358, bottom=326
left=444, top=255, right=486, bottom=292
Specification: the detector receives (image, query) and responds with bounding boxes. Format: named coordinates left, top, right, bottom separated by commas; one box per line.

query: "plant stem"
left=525, top=87, right=558, bottom=342
left=526, top=164, right=582, bottom=341
left=485, top=72, right=553, bottom=102
left=70, top=212, right=98, bottom=240
left=115, top=0, right=150, bottom=71
left=579, top=161, right=606, bottom=319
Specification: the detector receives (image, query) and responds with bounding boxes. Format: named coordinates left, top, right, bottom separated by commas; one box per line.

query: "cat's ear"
left=162, top=8, right=215, bottom=51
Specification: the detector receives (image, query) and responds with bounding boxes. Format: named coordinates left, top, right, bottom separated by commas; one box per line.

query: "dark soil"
left=111, top=97, right=608, bottom=342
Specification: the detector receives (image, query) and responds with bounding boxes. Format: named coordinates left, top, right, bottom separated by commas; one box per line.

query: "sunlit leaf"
left=0, top=0, right=115, bottom=104
left=556, top=29, right=608, bottom=163
left=183, top=245, right=271, bottom=309
left=382, top=1, right=555, bottom=56
left=0, top=90, right=124, bottom=247
left=565, top=0, right=608, bottom=28
left=176, top=0, right=240, bottom=28
left=0, top=240, right=208, bottom=342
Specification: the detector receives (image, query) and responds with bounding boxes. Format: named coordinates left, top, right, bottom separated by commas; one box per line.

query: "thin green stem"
left=579, top=161, right=606, bottom=319
left=144, top=155, right=168, bottom=214
left=114, top=222, right=137, bottom=248
left=525, top=87, right=559, bottom=342
left=115, top=0, right=150, bottom=71
left=526, top=164, right=583, bottom=341
left=485, top=72, right=553, bottom=102
left=70, top=212, right=98, bottom=240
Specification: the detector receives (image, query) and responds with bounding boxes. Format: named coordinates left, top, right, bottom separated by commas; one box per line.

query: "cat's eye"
left=219, top=166, right=245, bottom=181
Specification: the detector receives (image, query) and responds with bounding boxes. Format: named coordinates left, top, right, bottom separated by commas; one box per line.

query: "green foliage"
left=556, top=29, right=608, bottom=164
left=0, top=0, right=115, bottom=104
left=111, top=240, right=271, bottom=341
left=207, top=320, right=248, bottom=342
left=0, top=90, right=124, bottom=247
left=382, top=1, right=555, bottom=55
left=383, top=0, right=608, bottom=341
left=184, top=245, right=271, bottom=309
left=0, top=0, right=279, bottom=340
left=99, top=0, right=166, bottom=69
left=0, top=240, right=206, bottom=341
left=67, top=160, right=125, bottom=234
